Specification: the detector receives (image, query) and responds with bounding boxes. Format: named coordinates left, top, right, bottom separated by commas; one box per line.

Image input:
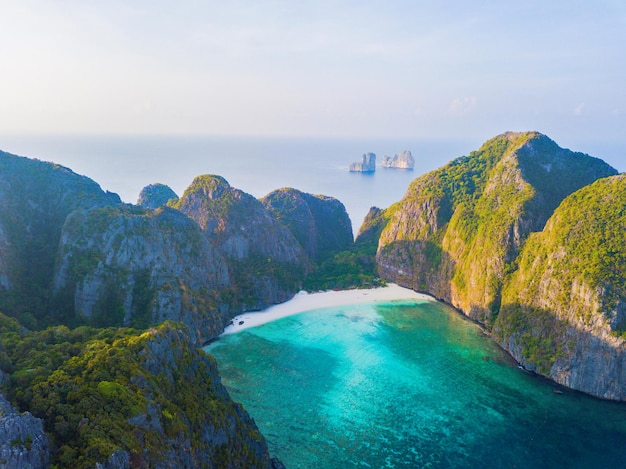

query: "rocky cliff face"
left=173, top=175, right=307, bottom=311
left=0, top=150, right=317, bottom=342
left=377, top=131, right=617, bottom=326
left=494, top=175, right=626, bottom=400
left=262, top=187, right=353, bottom=262
left=52, top=205, right=230, bottom=344
left=0, top=317, right=275, bottom=468
left=382, top=151, right=414, bottom=169
left=349, top=153, right=376, bottom=172
left=0, top=150, right=120, bottom=323
left=0, top=394, right=49, bottom=469
left=137, top=183, right=179, bottom=209
left=125, top=323, right=272, bottom=468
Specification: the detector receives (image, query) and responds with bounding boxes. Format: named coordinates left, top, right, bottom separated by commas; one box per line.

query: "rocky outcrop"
left=124, top=323, right=272, bottom=467
left=494, top=175, right=626, bottom=400
left=173, top=175, right=307, bottom=311
left=382, top=150, right=414, bottom=169
left=0, top=394, right=49, bottom=469
left=355, top=207, right=386, bottom=245
left=0, top=150, right=120, bottom=322
left=262, top=187, right=353, bottom=262
left=0, top=317, right=274, bottom=467
left=52, top=205, right=230, bottom=343
left=349, top=153, right=376, bottom=172
left=137, top=183, right=179, bottom=209
left=377, top=131, right=617, bottom=326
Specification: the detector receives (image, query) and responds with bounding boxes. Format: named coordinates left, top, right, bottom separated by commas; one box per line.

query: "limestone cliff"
left=377, top=131, right=617, bottom=326
left=0, top=317, right=275, bottom=468
left=261, top=187, right=353, bottom=262
left=0, top=394, right=49, bottom=469
left=137, top=183, right=179, bottom=209
left=355, top=207, right=388, bottom=248
left=382, top=150, right=414, bottom=169
left=52, top=205, right=230, bottom=344
left=173, top=175, right=307, bottom=311
left=494, top=175, right=626, bottom=400
left=349, top=153, right=376, bottom=172
left=0, top=150, right=120, bottom=324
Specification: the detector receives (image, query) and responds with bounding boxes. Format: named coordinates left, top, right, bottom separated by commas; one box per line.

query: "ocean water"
left=207, top=300, right=626, bottom=469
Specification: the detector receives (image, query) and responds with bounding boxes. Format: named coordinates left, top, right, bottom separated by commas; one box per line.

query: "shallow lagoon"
left=207, top=300, right=626, bottom=468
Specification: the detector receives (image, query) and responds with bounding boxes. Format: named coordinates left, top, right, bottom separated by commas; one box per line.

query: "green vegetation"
left=498, top=174, right=626, bottom=334
left=494, top=304, right=569, bottom=374
left=228, top=255, right=307, bottom=307
left=0, top=315, right=269, bottom=468
left=302, top=246, right=385, bottom=291
left=378, top=131, right=618, bottom=325
left=302, top=206, right=387, bottom=291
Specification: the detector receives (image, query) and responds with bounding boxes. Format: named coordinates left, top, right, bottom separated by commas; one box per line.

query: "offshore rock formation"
left=52, top=205, right=230, bottom=344
left=494, top=175, right=626, bottom=400
left=137, top=183, right=179, bottom=209
left=0, top=150, right=120, bottom=322
left=382, top=150, right=415, bottom=169
left=377, top=131, right=617, bottom=325
left=173, top=175, right=307, bottom=311
left=375, top=131, right=622, bottom=399
left=0, top=394, right=49, bottom=469
left=262, top=187, right=353, bottom=262
left=349, top=153, right=376, bottom=172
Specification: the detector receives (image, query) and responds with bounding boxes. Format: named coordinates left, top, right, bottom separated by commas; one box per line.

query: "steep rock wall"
left=494, top=175, right=626, bottom=400
left=52, top=205, right=229, bottom=343
left=0, top=150, right=120, bottom=322
left=262, top=187, right=353, bottom=261
left=0, top=394, right=49, bottom=469
left=377, top=132, right=617, bottom=325
left=0, top=317, right=275, bottom=467
left=174, top=175, right=307, bottom=311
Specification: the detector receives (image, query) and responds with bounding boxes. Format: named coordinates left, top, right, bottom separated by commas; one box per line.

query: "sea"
left=207, top=300, right=626, bottom=469
left=2, top=134, right=624, bottom=234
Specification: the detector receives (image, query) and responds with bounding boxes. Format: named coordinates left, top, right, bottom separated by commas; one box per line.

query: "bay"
left=207, top=300, right=626, bottom=469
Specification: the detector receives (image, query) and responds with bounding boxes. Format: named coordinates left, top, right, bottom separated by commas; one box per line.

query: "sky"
left=1, top=0, right=625, bottom=148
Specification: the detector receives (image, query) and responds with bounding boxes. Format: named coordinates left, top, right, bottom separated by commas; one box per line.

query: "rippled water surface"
left=207, top=300, right=626, bottom=468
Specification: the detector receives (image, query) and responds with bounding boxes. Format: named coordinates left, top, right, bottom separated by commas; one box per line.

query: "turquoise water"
left=207, top=300, right=626, bottom=468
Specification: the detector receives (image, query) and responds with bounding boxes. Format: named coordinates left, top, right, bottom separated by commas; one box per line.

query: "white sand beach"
left=222, top=283, right=433, bottom=335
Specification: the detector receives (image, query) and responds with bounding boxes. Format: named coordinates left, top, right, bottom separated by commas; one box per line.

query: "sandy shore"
left=222, top=283, right=433, bottom=335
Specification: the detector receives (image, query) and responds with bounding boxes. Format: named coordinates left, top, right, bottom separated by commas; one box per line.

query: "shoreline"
left=222, top=283, right=434, bottom=335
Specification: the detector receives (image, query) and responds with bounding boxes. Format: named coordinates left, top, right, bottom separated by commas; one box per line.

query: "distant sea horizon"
left=1, top=133, right=624, bottom=234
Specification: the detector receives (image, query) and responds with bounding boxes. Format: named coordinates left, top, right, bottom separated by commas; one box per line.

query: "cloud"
left=573, top=102, right=585, bottom=116
left=448, top=96, right=478, bottom=116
